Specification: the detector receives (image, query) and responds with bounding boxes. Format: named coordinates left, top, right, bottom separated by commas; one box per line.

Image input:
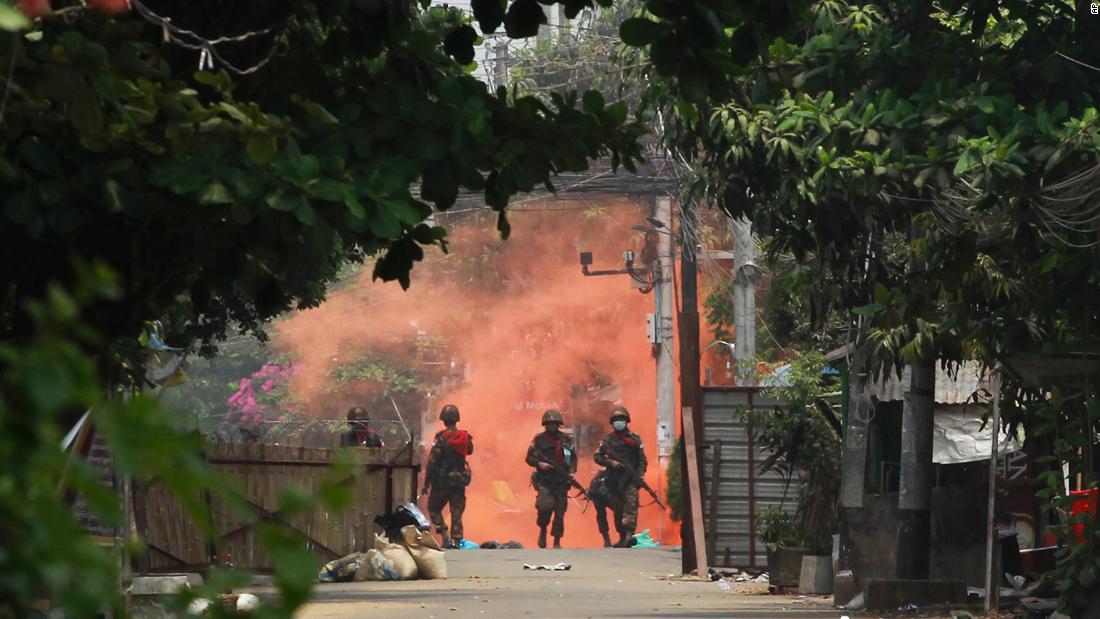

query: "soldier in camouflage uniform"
left=421, top=404, right=473, bottom=549
left=525, top=409, right=576, bottom=549
left=587, top=469, right=615, bottom=547
left=593, top=406, right=647, bottom=548
left=340, top=406, right=384, bottom=448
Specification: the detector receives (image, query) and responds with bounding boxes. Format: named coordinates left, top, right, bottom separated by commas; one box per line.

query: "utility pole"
left=896, top=221, right=935, bottom=579
left=836, top=337, right=871, bottom=604
left=493, top=39, right=508, bottom=91
left=655, top=197, right=675, bottom=476
left=896, top=361, right=935, bottom=578
left=677, top=197, right=705, bottom=575
left=730, top=217, right=757, bottom=386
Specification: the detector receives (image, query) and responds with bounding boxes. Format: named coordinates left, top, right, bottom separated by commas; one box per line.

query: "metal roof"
left=868, top=361, right=991, bottom=405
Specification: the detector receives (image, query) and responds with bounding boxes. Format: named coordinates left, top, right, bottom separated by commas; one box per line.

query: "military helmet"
left=609, top=406, right=630, bottom=423
left=541, top=409, right=564, bottom=426
left=439, top=404, right=460, bottom=423
left=347, top=406, right=369, bottom=421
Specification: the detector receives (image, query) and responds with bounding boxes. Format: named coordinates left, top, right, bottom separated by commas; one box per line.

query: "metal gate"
left=701, top=387, right=794, bottom=569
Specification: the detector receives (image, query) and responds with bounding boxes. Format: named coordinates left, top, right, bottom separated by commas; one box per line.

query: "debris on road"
left=186, top=599, right=211, bottom=616
left=236, top=593, right=260, bottom=612
left=478, top=540, right=524, bottom=549
left=318, top=552, right=365, bottom=583
left=522, top=563, right=571, bottom=571
left=631, top=529, right=660, bottom=548
left=838, top=592, right=865, bottom=611
left=183, top=593, right=261, bottom=616
left=374, top=503, right=432, bottom=541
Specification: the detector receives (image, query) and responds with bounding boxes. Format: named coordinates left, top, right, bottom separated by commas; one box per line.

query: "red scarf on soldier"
left=442, top=429, right=471, bottom=457
left=545, top=432, right=565, bottom=466
left=615, top=430, right=638, bottom=448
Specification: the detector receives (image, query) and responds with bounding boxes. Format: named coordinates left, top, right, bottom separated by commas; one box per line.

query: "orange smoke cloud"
left=275, top=198, right=680, bottom=548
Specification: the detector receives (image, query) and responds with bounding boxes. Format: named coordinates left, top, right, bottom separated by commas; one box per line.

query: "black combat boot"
left=552, top=536, right=561, bottom=549
left=615, top=529, right=636, bottom=548
left=600, top=531, right=612, bottom=547
left=451, top=537, right=463, bottom=550
left=537, top=527, right=547, bottom=549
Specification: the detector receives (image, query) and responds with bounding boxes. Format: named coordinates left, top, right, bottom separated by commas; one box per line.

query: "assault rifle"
left=609, top=459, right=666, bottom=509
left=539, top=461, right=590, bottom=500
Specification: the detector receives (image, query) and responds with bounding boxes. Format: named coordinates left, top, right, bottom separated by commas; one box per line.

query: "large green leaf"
left=246, top=136, right=278, bottom=166
left=504, top=0, right=546, bottom=38
left=619, top=17, right=661, bottom=46
left=0, top=4, right=30, bottom=31
left=471, top=0, right=506, bottom=33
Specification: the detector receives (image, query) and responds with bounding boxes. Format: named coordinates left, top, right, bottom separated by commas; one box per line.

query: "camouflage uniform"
left=593, top=429, right=647, bottom=545
left=339, top=428, right=383, bottom=448
left=425, top=428, right=473, bottom=543
left=525, top=430, right=576, bottom=540
left=587, top=470, right=616, bottom=546
left=341, top=407, right=383, bottom=448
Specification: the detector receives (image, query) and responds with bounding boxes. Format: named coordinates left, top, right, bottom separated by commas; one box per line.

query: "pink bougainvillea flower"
left=261, top=379, right=275, bottom=392
left=18, top=0, right=51, bottom=18
left=87, top=0, right=131, bottom=12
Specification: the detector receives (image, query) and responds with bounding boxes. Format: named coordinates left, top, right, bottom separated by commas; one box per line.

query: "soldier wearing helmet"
left=525, top=409, right=576, bottom=548
left=340, top=406, right=384, bottom=448
left=593, top=405, right=647, bottom=547
left=422, top=404, right=473, bottom=549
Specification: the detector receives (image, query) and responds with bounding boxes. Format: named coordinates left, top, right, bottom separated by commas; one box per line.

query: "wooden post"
left=677, top=196, right=705, bottom=574
left=682, top=406, right=708, bottom=578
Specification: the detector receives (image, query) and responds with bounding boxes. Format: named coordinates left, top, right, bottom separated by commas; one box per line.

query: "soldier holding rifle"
left=525, top=409, right=580, bottom=549
left=593, top=406, right=649, bottom=548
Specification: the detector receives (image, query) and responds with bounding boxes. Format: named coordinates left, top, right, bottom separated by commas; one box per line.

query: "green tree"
left=747, top=352, right=841, bottom=554
left=619, top=0, right=1100, bottom=610
left=0, top=1, right=643, bottom=616
left=0, top=0, right=644, bottom=391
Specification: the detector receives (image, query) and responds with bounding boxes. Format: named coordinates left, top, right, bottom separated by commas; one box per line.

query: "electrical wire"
left=130, top=0, right=280, bottom=75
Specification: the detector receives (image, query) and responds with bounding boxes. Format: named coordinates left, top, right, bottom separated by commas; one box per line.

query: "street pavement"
left=276, top=547, right=841, bottom=619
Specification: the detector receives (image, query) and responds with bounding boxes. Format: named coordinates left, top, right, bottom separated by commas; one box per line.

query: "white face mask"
left=612, top=420, right=627, bottom=432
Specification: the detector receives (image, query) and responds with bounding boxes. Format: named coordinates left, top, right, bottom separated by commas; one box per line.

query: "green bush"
left=666, top=435, right=683, bottom=521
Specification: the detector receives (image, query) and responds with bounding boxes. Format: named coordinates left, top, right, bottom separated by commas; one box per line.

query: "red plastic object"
left=1069, top=488, right=1098, bottom=545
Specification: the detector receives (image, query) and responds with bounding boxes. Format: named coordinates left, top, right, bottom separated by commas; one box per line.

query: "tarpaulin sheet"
left=932, top=406, right=1023, bottom=464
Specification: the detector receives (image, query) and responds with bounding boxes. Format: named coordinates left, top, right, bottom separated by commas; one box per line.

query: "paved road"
left=277, top=547, right=841, bottom=619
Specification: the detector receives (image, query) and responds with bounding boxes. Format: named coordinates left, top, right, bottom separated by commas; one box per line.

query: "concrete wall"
left=848, top=484, right=988, bottom=587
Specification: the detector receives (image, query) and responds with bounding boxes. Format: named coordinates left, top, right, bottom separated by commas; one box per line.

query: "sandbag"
left=381, top=546, right=418, bottom=580
left=318, top=552, right=364, bottom=582
left=354, top=533, right=419, bottom=581
left=400, top=525, right=442, bottom=551
left=374, top=532, right=406, bottom=552
left=409, top=546, right=448, bottom=580
left=356, top=549, right=399, bottom=581
left=399, top=525, right=447, bottom=579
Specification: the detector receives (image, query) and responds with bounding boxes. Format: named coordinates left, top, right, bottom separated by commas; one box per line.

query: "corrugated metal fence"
left=702, top=387, right=794, bottom=569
